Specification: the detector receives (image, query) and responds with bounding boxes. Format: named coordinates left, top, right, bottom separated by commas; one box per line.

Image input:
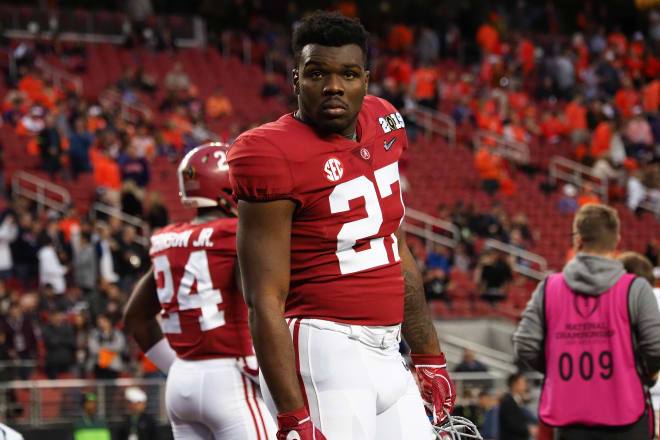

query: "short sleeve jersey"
left=149, top=218, right=253, bottom=359
left=228, top=95, right=408, bottom=325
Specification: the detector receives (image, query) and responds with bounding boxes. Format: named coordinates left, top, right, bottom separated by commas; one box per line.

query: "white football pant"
left=260, top=318, right=436, bottom=440
left=166, top=356, right=277, bottom=439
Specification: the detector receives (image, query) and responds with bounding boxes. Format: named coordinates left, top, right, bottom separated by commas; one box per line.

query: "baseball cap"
left=83, top=392, right=97, bottom=403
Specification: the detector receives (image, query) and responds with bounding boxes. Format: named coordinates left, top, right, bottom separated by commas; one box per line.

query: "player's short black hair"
left=292, top=10, right=369, bottom=64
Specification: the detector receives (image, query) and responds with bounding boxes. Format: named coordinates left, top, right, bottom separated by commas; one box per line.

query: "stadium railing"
left=12, top=171, right=71, bottom=214
left=473, top=130, right=530, bottom=165
left=411, top=105, right=457, bottom=147
left=89, top=202, right=150, bottom=247
left=0, top=7, right=204, bottom=47
left=403, top=209, right=549, bottom=282
left=548, top=156, right=609, bottom=204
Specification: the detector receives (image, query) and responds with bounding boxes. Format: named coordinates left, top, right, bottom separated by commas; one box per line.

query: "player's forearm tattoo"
left=401, top=266, right=441, bottom=354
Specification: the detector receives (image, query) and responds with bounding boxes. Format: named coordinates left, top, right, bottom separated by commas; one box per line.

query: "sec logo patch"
left=360, top=147, right=370, bottom=160
left=324, top=157, right=343, bottom=182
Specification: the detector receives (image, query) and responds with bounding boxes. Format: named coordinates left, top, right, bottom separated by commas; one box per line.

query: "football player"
left=123, top=143, right=276, bottom=440
left=228, top=11, right=455, bottom=440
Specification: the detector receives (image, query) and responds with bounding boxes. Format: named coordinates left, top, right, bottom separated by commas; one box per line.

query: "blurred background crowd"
left=0, top=0, right=659, bottom=437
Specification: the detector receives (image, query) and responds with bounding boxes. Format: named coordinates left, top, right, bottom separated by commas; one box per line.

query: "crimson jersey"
left=149, top=218, right=253, bottom=359
left=228, top=95, right=407, bottom=325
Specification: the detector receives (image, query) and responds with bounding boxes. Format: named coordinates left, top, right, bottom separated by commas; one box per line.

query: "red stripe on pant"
left=251, top=381, right=269, bottom=438
left=292, top=318, right=310, bottom=408
left=241, top=374, right=262, bottom=440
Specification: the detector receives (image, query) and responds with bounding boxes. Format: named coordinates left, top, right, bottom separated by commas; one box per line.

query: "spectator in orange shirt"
left=577, top=185, right=601, bottom=206
left=614, top=76, right=639, bottom=119
left=476, top=22, right=500, bottom=54
left=539, top=111, right=566, bottom=144
left=517, top=37, right=535, bottom=74
left=590, top=120, right=612, bottom=158
left=388, top=24, right=413, bottom=52
left=386, top=53, right=412, bottom=87
left=410, top=61, right=439, bottom=109
left=93, top=150, right=121, bottom=191
left=607, top=26, right=628, bottom=57
left=565, top=93, right=589, bottom=145
left=205, top=88, right=233, bottom=119
left=18, top=70, right=44, bottom=102
left=642, top=79, right=659, bottom=113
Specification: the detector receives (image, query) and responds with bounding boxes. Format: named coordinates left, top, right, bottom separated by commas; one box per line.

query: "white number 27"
left=329, top=162, right=403, bottom=274
left=152, top=250, right=225, bottom=333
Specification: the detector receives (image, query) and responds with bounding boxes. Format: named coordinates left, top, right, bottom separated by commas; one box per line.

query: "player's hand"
left=411, top=353, right=456, bottom=425
left=276, top=407, right=327, bottom=440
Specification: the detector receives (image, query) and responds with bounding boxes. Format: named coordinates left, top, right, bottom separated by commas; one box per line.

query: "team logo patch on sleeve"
left=378, top=112, right=405, bottom=134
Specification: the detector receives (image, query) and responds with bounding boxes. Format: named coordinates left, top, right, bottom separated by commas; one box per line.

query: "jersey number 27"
left=153, top=250, right=225, bottom=334
left=329, top=162, right=403, bottom=275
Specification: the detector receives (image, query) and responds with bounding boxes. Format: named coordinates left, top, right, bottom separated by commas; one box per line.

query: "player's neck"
left=293, top=110, right=357, bottom=141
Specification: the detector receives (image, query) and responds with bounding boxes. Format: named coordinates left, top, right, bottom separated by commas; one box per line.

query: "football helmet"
left=178, top=142, right=237, bottom=215
left=434, top=410, right=483, bottom=440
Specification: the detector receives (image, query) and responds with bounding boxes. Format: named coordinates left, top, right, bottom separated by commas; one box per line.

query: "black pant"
left=557, top=413, right=651, bottom=440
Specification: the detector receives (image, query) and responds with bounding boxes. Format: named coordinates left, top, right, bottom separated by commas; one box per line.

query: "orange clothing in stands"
left=476, top=23, right=500, bottom=54
left=614, top=88, right=639, bottom=118
left=578, top=193, right=600, bottom=206
left=412, top=67, right=438, bottom=100
left=590, top=122, right=612, bottom=157
left=206, top=95, right=233, bottom=118
left=59, top=218, right=81, bottom=243
left=643, top=80, right=659, bottom=112
left=565, top=102, right=587, bottom=131
left=93, top=156, right=121, bottom=190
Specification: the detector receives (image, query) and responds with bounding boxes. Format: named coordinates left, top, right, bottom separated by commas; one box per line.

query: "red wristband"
left=277, top=406, right=310, bottom=429
left=410, top=353, right=446, bottom=366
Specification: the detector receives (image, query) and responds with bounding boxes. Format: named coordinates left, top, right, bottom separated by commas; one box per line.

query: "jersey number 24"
left=153, top=250, right=225, bottom=334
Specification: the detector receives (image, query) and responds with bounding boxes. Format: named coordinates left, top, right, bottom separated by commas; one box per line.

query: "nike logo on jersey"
left=384, top=137, right=396, bottom=151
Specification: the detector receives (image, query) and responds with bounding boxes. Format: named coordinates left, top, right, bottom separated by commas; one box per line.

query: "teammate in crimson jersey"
left=123, top=143, right=276, bottom=440
left=228, top=12, right=455, bottom=440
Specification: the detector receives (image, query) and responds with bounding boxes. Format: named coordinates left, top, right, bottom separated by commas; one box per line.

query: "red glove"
left=411, top=353, right=456, bottom=425
left=276, top=407, right=327, bottom=440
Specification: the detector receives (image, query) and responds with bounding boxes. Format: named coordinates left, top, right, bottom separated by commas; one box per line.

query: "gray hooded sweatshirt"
left=513, top=253, right=660, bottom=378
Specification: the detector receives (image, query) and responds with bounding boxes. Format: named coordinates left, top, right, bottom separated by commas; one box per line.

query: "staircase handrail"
left=411, top=105, right=456, bottom=147
left=473, top=130, right=530, bottom=164
left=35, top=57, right=83, bottom=94
left=483, top=238, right=549, bottom=280
left=549, top=156, right=609, bottom=204
left=11, top=171, right=71, bottom=213
left=403, top=209, right=547, bottom=281
left=89, top=202, right=149, bottom=247
left=405, top=207, right=461, bottom=243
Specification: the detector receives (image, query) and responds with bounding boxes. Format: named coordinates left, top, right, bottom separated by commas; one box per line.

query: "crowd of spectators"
left=0, top=2, right=658, bottom=402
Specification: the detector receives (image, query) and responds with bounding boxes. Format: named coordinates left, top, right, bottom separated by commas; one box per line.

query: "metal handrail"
left=0, top=360, right=37, bottom=369
left=440, top=333, right=515, bottom=364
left=412, top=105, right=456, bottom=147
left=473, top=130, right=530, bottom=164
left=403, top=209, right=547, bottom=281
left=405, top=207, right=461, bottom=243
left=11, top=171, right=71, bottom=214
left=35, top=58, right=83, bottom=94
left=89, top=202, right=149, bottom=246
left=549, top=156, right=609, bottom=204
left=483, top=239, right=549, bottom=280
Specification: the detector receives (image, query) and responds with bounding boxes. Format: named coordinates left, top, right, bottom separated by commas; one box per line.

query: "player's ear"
left=364, top=70, right=370, bottom=95
left=292, top=68, right=300, bottom=95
